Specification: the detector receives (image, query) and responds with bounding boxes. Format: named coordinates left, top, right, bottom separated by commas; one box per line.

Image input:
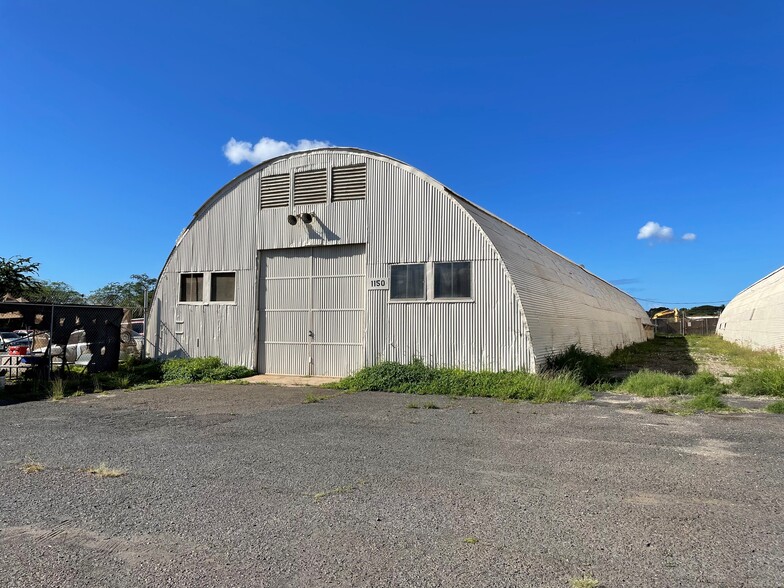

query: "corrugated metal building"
left=148, top=148, right=651, bottom=376
left=717, top=266, right=784, bottom=355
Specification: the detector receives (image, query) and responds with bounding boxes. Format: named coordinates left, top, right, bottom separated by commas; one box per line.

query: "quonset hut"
left=147, top=148, right=651, bottom=376
left=717, top=265, right=784, bottom=355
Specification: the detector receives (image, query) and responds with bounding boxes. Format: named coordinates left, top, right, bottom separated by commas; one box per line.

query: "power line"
left=634, top=297, right=729, bottom=305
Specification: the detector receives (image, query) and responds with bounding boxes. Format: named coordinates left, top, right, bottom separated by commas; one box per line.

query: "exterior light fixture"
left=287, top=215, right=297, bottom=225
left=299, top=213, right=313, bottom=224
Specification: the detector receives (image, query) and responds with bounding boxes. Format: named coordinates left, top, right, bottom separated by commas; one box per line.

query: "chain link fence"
left=0, top=302, right=127, bottom=382
left=652, top=316, right=719, bottom=336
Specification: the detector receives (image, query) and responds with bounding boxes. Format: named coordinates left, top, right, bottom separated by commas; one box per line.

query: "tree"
left=31, top=280, right=86, bottom=304
left=0, top=256, right=41, bottom=299
left=88, top=274, right=157, bottom=316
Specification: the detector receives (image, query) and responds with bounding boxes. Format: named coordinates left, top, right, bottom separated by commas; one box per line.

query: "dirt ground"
left=2, top=383, right=783, bottom=587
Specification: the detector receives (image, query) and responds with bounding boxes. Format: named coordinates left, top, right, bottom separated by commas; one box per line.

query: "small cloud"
left=610, top=278, right=640, bottom=286
left=637, top=221, right=674, bottom=241
left=223, top=136, right=332, bottom=165
left=682, top=233, right=697, bottom=241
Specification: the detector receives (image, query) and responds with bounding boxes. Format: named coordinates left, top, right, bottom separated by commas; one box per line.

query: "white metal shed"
left=147, top=148, right=651, bottom=376
left=717, top=265, right=784, bottom=355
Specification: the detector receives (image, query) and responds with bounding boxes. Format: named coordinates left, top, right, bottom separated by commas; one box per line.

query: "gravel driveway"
left=1, top=384, right=783, bottom=587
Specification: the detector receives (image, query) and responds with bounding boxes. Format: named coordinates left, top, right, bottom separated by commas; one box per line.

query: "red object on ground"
left=8, top=346, right=28, bottom=356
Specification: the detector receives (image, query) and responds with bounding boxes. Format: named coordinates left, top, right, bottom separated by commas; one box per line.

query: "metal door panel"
left=260, top=244, right=365, bottom=376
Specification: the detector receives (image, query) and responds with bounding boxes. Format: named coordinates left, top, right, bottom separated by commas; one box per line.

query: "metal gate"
left=259, top=244, right=366, bottom=376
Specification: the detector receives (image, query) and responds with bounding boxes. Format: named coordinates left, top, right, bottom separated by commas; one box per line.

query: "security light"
left=287, top=215, right=297, bottom=225
left=299, top=213, right=313, bottom=224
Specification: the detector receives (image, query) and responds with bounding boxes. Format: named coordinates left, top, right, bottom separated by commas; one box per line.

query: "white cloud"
left=682, top=233, right=697, bottom=241
left=637, top=221, right=674, bottom=241
left=223, top=137, right=332, bottom=164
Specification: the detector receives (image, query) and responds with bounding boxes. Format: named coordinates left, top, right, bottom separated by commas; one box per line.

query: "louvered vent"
left=332, top=164, right=367, bottom=201
left=293, top=169, right=327, bottom=205
left=259, top=174, right=290, bottom=208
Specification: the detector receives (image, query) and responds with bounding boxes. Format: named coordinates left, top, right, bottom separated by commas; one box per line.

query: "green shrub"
left=207, top=364, right=255, bottom=380
left=685, top=392, right=729, bottom=412
left=544, top=345, right=608, bottom=384
left=733, top=368, right=784, bottom=397
left=161, top=357, right=253, bottom=382
left=161, top=357, right=223, bottom=381
left=620, top=370, right=724, bottom=397
left=765, top=400, right=784, bottom=414
left=333, top=360, right=587, bottom=403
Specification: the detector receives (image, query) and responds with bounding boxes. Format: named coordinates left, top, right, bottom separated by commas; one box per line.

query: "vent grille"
left=293, top=169, right=328, bottom=205
left=260, top=174, right=290, bottom=208
left=332, top=164, right=367, bottom=201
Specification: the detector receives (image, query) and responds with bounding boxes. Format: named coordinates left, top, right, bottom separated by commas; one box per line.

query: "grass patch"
left=303, top=393, right=329, bottom=404
left=406, top=402, right=420, bottom=409
left=21, top=461, right=44, bottom=474
left=765, top=400, right=784, bottom=414
left=333, top=359, right=587, bottom=403
left=2, top=356, right=256, bottom=404
left=684, top=392, right=731, bottom=412
left=312, top=485, right=354, bottom=501
left=84, top=463, right=125, bottom=478
left=49, top=377, right=65, bottom=401
left=619, top=370, right=724, bottom=397
left=570, top=575, right=600, bottom=588
left=423, top=401, right=440, bottom=409
left=687, top=336, right=784, bottom=370
left=732, top=368, right=784, bottom=397
left=646, top=392, right=735, bottom=415
left=463, top=536, right=479, bottom=544
left=646, top=404, right=672, bottom=414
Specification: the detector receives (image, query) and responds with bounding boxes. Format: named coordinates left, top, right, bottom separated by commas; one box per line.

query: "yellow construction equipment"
left=651, top=308, right=680, bottom=322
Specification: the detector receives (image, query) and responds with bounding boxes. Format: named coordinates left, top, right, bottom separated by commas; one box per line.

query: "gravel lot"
left=2, top=384, right=783, bottom=587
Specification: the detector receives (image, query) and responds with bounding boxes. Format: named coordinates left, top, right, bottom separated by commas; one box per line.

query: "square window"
left=180, top=273, right=203, bottom=302
left=434, top=262, right=471, bottom=298
left=390, top=264, right=425, bottom=300
left=210, top=272, right=236, bottom=302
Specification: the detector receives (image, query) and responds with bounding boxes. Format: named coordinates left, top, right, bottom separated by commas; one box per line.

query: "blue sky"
left=1, top=1, right=782, bottom=309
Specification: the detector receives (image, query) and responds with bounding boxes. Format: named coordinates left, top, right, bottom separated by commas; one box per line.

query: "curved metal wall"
left=148, top=147, right=649, bottom=374
left=456, top=198, right=651, bottom=364
left=148, top=149, right=533, bottom=372
left=717, top=266, right=784, bottom=355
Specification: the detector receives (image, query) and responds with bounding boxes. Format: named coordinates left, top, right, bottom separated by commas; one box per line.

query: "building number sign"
left=369, top=278, right=388, bottom=290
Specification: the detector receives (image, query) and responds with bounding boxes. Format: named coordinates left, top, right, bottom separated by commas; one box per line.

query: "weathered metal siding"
left=258, top=151, right=368, bottom=251
left=457, top=198, right=650, bottom=366
left=255, top=151, right=533, bottom=372
left=361, top=157, right=532, bottom=371
left=147, top=176, right=259, bottom=367
left=717, top=266, right=784, bottom=355
left=150, top=147, right=647, bottom=375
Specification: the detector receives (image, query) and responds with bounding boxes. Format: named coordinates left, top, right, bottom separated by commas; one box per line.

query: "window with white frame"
left=390, top=264, right=425, bottom=300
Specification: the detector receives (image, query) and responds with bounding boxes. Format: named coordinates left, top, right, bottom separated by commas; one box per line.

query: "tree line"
left=1, top=256, right=156, bottom=315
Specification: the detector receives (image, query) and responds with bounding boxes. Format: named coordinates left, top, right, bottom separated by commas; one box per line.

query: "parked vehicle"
left=0, top=332, right=24, bottom=352
left=33, top=329, right=142, bottom=366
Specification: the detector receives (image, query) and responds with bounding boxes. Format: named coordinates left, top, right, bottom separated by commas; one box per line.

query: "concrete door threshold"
left=243, top=374, right=341, bottom=387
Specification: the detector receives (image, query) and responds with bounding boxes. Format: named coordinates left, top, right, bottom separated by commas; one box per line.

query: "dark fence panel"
left=0, top=302, right=123, bottom=379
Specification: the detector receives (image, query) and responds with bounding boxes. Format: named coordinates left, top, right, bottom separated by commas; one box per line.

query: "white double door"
left=260, top=244, right=366, bottom=376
